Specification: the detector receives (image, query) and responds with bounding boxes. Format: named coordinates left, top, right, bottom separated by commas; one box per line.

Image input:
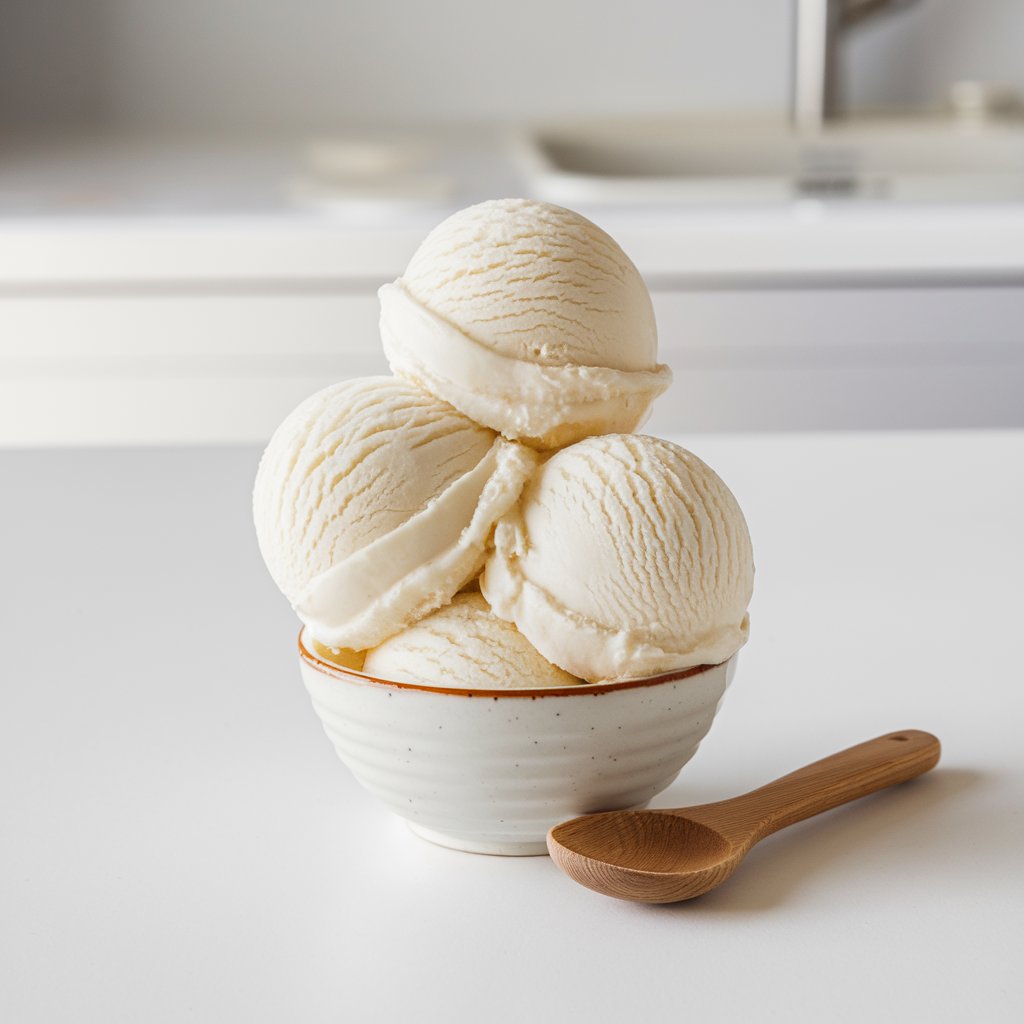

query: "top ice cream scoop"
left=379, top=198, right=672, bottom=450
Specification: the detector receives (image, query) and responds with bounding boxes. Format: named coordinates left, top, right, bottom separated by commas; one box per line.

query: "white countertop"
left=2, top=431, right=1023, bottom=1022
left=5, top=204, right=1024, bottom=289
left=3, top=135, right=1024, bottom=287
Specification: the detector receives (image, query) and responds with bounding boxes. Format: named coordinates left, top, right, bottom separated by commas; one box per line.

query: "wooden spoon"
left=547, top=729, right=940, bottom=904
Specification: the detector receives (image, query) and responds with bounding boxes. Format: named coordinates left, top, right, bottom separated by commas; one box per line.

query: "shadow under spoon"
left=547, top=729, right=941, bottom=904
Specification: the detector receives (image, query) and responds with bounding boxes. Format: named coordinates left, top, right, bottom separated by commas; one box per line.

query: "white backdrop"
left=4, top=0, right=1024, bottom=133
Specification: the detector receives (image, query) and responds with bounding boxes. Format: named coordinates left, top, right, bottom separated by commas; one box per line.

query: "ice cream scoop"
left=481, top=434, right=754, bottom=682
left=379, top=198, right=672, bottom=449
left=362, top=591, right=581, bottom=689
left=253, top=376, right=536, bottom=650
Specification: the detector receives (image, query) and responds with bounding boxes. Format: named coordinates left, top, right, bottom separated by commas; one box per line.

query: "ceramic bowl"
left=298, top=629, right=736, bottom=855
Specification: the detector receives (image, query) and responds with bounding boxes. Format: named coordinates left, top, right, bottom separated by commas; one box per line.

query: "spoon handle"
left=689, top=730, right=941, bottom=845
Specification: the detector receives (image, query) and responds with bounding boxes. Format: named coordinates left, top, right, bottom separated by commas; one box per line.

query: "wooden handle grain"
left=688, top=730, right=941, bottom=846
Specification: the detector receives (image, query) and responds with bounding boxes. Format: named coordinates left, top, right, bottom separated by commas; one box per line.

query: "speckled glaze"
left=298, top=629, right=736, bottom=855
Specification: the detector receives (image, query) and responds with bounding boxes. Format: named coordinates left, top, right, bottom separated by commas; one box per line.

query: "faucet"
left=792, top=0, right=918, bottom=131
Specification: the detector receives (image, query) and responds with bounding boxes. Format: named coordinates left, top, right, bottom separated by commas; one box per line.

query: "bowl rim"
left=298, top=627, right=724, bottom=699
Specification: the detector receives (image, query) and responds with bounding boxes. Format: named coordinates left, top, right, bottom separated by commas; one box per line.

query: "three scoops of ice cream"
left=254, top=198, right=754, bottom=688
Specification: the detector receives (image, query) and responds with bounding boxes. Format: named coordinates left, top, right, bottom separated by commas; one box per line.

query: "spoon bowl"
left=551, top=810, right=742, bottom=903
left=548, top=730, right=941, bottom=903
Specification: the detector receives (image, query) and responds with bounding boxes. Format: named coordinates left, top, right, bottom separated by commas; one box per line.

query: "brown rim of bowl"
left=297, top=628, right=723, bottom=699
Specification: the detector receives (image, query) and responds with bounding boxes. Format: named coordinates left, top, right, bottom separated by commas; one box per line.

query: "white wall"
left=0, top=0, right=106, bottom=130
left=100, top=0, right=790, bottom=131
left=7, top=0, right=1024, bottom=134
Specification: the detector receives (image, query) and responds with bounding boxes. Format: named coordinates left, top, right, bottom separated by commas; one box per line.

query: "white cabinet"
left=647, top=285, right=1024, bottom=432
left=2, top=283, right=1022, bottom=444
left=0, top=292, right=387, bottom=445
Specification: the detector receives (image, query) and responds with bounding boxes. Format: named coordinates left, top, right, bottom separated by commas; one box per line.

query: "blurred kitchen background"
left=2, top=0, right=1023, bottom=445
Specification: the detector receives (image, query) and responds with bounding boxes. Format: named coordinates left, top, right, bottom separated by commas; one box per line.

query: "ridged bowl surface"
left=299, top=630, right=735, bottom=855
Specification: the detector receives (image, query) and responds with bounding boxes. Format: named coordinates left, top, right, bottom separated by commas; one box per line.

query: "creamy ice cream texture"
left=362, top=591, right=581, bottom=689
left=255, top=200, right=753, bottom=689
left=379, top=198, right=672, bottom=450
left=253, top=376, right=536, bottom=651
left=482, top=434, right=754, bottom=683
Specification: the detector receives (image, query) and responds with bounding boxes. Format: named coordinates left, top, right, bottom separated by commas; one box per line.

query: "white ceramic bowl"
left=298, top=629, right=736, bottom=855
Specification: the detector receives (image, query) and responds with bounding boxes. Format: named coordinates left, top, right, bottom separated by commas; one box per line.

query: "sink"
left=521, top=117, right=1024, bottom=205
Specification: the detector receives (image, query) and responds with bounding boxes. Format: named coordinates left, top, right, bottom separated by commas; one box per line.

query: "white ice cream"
left=481, top=434, right=754, bottom=683
left=253, top=377, right=536, bottom=650
left=379, top=198, right=672, bottom=449
left=363, top=592, right=581, bottom=689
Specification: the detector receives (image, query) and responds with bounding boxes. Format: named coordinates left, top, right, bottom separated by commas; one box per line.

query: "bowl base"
left=408, top=822, right=549, bottom=857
